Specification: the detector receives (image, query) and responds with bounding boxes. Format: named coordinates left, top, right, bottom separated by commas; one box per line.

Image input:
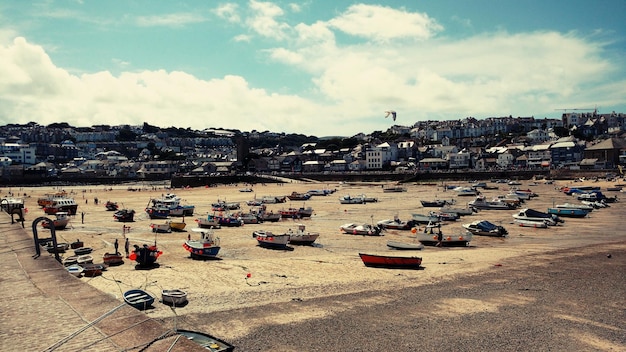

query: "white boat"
left=339, top=195, right=365, bottom=204
left=287, top=224, right=320, bottom=245
left=468, top=196, right=514, bottom=210
left=66, top=264, right=83, bottom=277
left=513, top=219, right=548, bottom=228
left=512, top=208, right=561, bottom=226
left=339, top=223, right=383, bottom=236
left=252, top=230, right=292, bottom=249
left=453, top=187, right=478, bottom=196
left=555, top=203, right=594, bottom=212
left=162, top=289, right=188, bottom=306
left=150, top=222, right=171, bottom=233
left=382, top=185, right=407, bottom=193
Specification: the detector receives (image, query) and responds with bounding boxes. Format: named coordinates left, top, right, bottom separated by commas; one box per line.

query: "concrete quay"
left=0, top=214, right=206, bottom=352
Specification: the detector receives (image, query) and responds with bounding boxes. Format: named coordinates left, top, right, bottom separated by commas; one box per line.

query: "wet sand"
left=9, top=178, right=625, bottom=350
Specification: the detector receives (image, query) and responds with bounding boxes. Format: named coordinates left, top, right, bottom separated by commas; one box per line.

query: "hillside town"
left=1, top=111, right=625, bottom=183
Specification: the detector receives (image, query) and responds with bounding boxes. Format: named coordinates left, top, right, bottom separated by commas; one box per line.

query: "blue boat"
left=123, top=289, right=155, bottom=310
left=183, top=228, right=221, bottom=259
left=547, top=207, right=588, bottom=218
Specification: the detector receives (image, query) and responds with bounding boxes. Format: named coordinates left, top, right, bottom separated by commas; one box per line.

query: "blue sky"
left=1, top=0, right=624, bottom=137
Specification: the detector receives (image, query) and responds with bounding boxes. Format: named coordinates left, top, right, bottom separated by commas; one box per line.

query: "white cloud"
left=214, top=3, right=241, bottom=23
left=246, top=0, right=290, bottom=40
left=135, top=13, right=206, bottom=27
left=327, top=4, right=443, bottom=42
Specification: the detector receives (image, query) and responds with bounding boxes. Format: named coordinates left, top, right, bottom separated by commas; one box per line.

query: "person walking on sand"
left=124, top=238, right=130, bottom=258
left=114, top=238, right=119, bottom=254
left=81, top=212, right=85, bottom=224
left=436, top=226, right=443, bottom=247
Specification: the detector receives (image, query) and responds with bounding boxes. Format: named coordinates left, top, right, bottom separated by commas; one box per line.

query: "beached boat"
left=103, top=252, right=124, bottom=266
left=168, top=220, right=187, bottom=232
left=287, top=224, right=320, bottom=245
left=37, top=191, right=68, bottom=208
left=70, top=239, right=84, bottom=249
left=105, top=201, right=119, bottom=211
left=252, top=230, right=292, bottom=249
left=43, top=242, right=70, bottom=253
left=514, top=219, right=548, bottom=228
left=43, top=196, right=78, bottom=215
left=239, top=187, right=254, bottom=192
left=382, top=185, right=407, bottom=193
left=377, top=218, right=416, bottom=230
left=411, top=213, right=440, bottom=224
left=386, top=240, right=424, bottom=250
left=76, top=254, right=93, bottom=265
left=440, top=206, right=477, bottom=216
left=195, top=214, right=222, bottom=229
left=261, top=196, right=287, bottom=204
left=124, top=289, right=155, bottom=310
left=81, top=263, right=104, bottom=277
left=547, top=207, right=589, bottom=218
left=453, top=187, right=479, bottom=196
left=339, top=223, right=383, bottom=236
left=462, top=220, right=508, bottom=237
left=416, top=223, right=472, bottom=246
left=359, top=253, right=422, bottom=269
left=429, top=211, right=460, bottom=222
left=150, top=222, right=171, bottom=233
left=513, top=208, right=561, bottom=226
left=468, top=196, right=515, bottom=210
left=74, top=247, right=93, bottom=255
left=151, top=193, right=195, bottom=216
left=339, top=195, right=365, bottom=204
left=555, top=203, right=594, bottom=212
left=66, top=264, right=83, bottom=277
left=287, top=191, right=311, bottom=201
left=359, top=194, right=379, bottom=203
left=63, top=255, right=78, bottom=266
left=420, top=199, right=453, bottom=207
left=183, top=228, right=221, bottom=259
left=129, top=244, right=162, bottom=267
left=162, top=289, right=188, bottom=306
left=307, top=189, right=334, bottom=196
left=145, top=204, right=170, bottom=219
left=113, top=209, right=135, bottom=222
left=177, top=329, right=235, bottom=352
left=211, top=201, right=241, bottom=211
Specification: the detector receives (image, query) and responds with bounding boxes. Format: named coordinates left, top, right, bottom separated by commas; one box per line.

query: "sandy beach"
left=7, top=178, right=625, bottom=350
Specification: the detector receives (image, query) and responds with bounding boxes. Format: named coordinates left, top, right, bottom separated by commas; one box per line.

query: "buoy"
left=446, top=236, right=451, bottom=241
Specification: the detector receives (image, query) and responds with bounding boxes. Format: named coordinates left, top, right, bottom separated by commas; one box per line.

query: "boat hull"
left=359, top=253, right=422, bottom=269
left=386, top=241, right=424, bottom=250
left=124, top=289, right=155, bottom=310
left=162, top=289, right=188, bottom=306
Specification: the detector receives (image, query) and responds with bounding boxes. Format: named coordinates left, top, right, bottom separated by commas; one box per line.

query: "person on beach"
left=436, top=226, right=443, bottom=247
left=124, top=238, right=130, bottom=258
left=114, top=238, right=119, bottom=254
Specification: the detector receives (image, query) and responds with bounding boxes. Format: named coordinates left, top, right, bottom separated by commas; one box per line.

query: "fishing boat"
left=555, top=203, right=594, bottom=212
left=440, top=206, right=477, bottom=216
left=287, top=224, right=320, bottom=245
left=177, top=329, right=235, bottom=352
left=453, top=186, right=478, bottom=197
left=102, top=252, right=124, bottom=266
left=359, top=253, right=422, bottom=269
left=195, top=214, right=222, bottom=229
left=129, top=244, right=162, bottom=267
left=63, top=255, right=78, bottom=266
left=339, top=223, right=383, bottom=236
left=145, top=204, right=170, bottom=219
left=37, top=191, right=68, bottom=208
left=150, top=222, right=171, bottom=233
left=462, top=220, right=508, bottom=237
left=161, top=289, right=188, bottom=306
left=113, top=209, right=135, bottom=222
left=41, top=211, right=71, bottom=230
left=386, top=241, right=424, bottom=250
left=43, top=196, right=78, bottom=215
left=547, top=207, right=589, bottom=218
left=43, top=242, right=70, bottom=253
left=339, top=195, right=365, bottom=204
left=183, top=228, right=221, bottom=259
left=359, top=194, right=378, bottom=203
left=70, top=239, right=84, bottom=249
left=123, top=289, right=155, bottom=310
left=211, top=201, right=241, bottom=211
left=151, top=193, right=195, bottom=216
left=512, top=208, right=561, bottom=226
left=252, top=230, right=292, bottom=249
left=416, top=223, right=472, bottom=246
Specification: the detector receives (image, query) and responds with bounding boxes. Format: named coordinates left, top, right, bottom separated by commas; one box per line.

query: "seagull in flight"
left=384, top=110, right=397, bottom=121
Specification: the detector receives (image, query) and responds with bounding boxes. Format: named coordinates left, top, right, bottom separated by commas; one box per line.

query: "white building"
left=0, top=142, right=36, bottom=165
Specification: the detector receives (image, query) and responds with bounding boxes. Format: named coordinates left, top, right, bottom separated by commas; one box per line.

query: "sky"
left=0, top=0, right=625, bottom=137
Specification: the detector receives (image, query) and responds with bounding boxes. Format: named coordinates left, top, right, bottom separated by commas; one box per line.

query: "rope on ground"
left=76, top=317, right=153, bottom=351
left=42, top=302, right=126, bottom=352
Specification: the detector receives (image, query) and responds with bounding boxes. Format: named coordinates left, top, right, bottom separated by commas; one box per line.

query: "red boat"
left=358, top=253, right=422, bottom=269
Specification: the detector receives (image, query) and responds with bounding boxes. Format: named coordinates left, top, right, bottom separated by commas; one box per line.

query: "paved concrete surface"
left=0, top=214, right=207, bottom=352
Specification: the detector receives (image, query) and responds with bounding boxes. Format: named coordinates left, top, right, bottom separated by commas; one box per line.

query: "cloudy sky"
left=1, top=1, right=624, bottom=137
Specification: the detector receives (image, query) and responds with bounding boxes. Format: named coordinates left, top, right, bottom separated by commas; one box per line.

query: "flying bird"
left=384, top=110, right=397, bottom=121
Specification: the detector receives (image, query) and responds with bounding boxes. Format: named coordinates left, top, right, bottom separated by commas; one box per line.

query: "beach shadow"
left=187, top=255, right=223, bottom=261
left=161, top=300, right=189, bottom=308
left=134, top=263, right=160, bottom=270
